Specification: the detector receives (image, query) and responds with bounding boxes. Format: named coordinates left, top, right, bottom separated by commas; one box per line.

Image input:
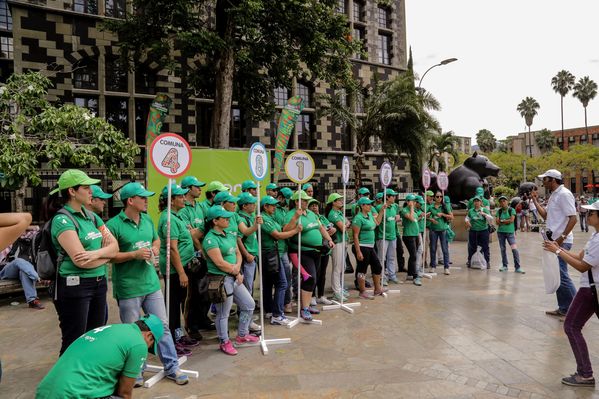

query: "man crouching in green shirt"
left=36, top=314, right=163, bottom=399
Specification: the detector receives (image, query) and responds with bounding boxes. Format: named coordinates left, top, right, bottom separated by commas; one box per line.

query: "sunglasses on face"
left=435, top=195, right=442, bottom=198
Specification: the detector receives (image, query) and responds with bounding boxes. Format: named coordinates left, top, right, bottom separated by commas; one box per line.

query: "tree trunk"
left=584, top=106, right=588, bottom=137
left=210, top=0, right=237, bottom=148
left=353, top=141, right=364, bottom=192
left=560, top=96, right=565, bottom=150
left=15, top=180, right=27, bottom=213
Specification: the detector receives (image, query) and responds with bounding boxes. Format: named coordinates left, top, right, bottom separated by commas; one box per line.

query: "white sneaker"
left=310, top=297, right=317, bottom=306
left=249, top=321, right=262, bottom=331
left=265, top=312, right=272, bottom=319
left=270, top=315, right=291, bottom=326
left=317, top=296, right=333, bottom=305
left=444, top=269, right=450, bottom=275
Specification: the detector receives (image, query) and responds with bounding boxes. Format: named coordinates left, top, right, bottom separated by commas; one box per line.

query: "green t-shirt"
left=327, top=208, right=346, bottom=243
left=417, top=209, right=425, bottom=233
left=274, top=206, right=288, bottom=253
left=261, top=213, right=282, bottom=252
left=106, top=211, right=160, bottom=300
left=318, top=214, right=332, bottom=255
left=401, top=206, right=419, bottom=237
left=51, top=205, right=106, bottom=278
left=203, top=229, right=238, bottom=276
left=468, top=197, right=490, bottom=209
left=496, top=207, right=516, bottom=234
left=238, top=210, right=258, bottom=255
left=36, top=323, right=147, bottom=399
left=375, top=203, right=398, bottom=241
left=285, top=209, right=323, bottom=252
left=352, top=211, right=377, bottom=245
left=158, top=209, right=195, bottom=275
left=429, top=204, right=450, bottom=232
left=178, top=200, right=206, bottom=232
left=467, top=207, right=491, bottom=231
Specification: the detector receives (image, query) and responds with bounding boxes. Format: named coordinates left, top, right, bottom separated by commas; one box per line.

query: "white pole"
left=382, top=190, right=387, bottom=283
left=341, top=183, right=346, bottom=305
left=296, top=183, right=302, bottom=322
left=256, top=183, right=265, bottom=342
left=165, top=178, right=173, bottom=319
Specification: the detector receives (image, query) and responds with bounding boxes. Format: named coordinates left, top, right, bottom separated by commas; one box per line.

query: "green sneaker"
left=515, top=268, right=526, bottom=274
left=413, top=277, right=422, bottom=286
left=499, top=266, right=507, bottom=272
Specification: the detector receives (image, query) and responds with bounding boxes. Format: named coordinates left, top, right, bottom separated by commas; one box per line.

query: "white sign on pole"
left=437, top=172, right=449, bottom=191
left=249, top=142, right=268, bottom=181
left=380, top=162, right=392, bottom=187
left=150, top=133, right=192, bottom=178
left=284, top=151, right=315, bottom=184
left=342, top=156, right=350, bottom=185
left=422, top=168, right=431, bottom=189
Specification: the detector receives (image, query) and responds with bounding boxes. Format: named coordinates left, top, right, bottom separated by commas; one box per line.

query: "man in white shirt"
left=532, top=169, right=577, bottom=317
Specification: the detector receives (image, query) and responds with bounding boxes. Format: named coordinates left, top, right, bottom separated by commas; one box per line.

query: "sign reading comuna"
left=150, top=133, right=192, bottom=178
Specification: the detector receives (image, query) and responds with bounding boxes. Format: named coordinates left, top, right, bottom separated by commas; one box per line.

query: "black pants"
left=353, top=246, right=383, bottom=275
left=315, top=254, right=330, bottom=298
left=185, top=261, right=213, bottom=332
left=290, top=250, right=320, bottom=292
left=164, top=272, right=187, bottom=340
left=53, top=275, right=107, bottom=355
left=396, top=235, right=405, bottom=272
left=468, top=229, right=490, bottom=267
left=402, top=236, right=419, bottom=278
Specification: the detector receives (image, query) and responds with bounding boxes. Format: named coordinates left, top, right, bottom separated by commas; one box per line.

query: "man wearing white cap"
left=532, top=169, right=577, bottom=317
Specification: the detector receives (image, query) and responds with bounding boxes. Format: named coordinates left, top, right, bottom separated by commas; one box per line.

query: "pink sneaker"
left=235, top=334, right=260, bottom=346
left=219, top=340, right=238, bottom=356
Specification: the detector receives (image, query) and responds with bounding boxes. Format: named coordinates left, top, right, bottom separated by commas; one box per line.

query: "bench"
left=0, top=279, right=47, bottom=296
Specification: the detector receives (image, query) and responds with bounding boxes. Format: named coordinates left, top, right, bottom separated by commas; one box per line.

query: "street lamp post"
left=418, top=58, right=458, bottom=89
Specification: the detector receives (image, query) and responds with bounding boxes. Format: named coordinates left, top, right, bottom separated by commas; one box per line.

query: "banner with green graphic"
left=145, top=94, right=173, bottom=184
left=273, top=95, right=304, bottom=182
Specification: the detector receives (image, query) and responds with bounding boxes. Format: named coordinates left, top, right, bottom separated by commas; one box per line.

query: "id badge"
left=66, top=276, right=80, bottom=286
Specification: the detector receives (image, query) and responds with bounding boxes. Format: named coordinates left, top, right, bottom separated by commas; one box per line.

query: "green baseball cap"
left=91, top=185, right=112, bottom=199
left=213, top=191, right=238, bottom=205
left=120, top=182, right=155, bottom=201
left=302, top=183, right=313, bottom=191
left=139, top=314, right=164, bottom=355
left=357, top=197, right=374, bottom=205
left=326, top=193, right=343, bottom=204
left=206, top=181, right=229, bottom=193
left=415, top=195, right=425, bottom=204
left=357, top=187, right=370, bottom=195
left=181, top=176, right=206, bottom=188
left=307, top=198, right=320, bottom=207
left=291, top=190, right=312, bottom=201
left=385, top=189, right=399, bottom=196
left=425, top=190, right=434, bottom=197
left=207, top=205, right=234, bottom=221
left=260, top=195, right=279, bottom=207
left=50, top=169, right=101, bottom=195
left=498, top=195, right=508, bottom=201
left=241, top=180, right=257, bottom=190
left=472, top=195, right=483, bottom=202
left=161, top=184, right=189, bottom=197
left=375, top=192, right=384, bottom=200
left=266, top=183, right=278, bottom=191
left=238, top=192, right=257, bottom=205
left=280, top=187, right=293, bottom=199
left=405, top=194, right=416, bottom=201
left=475, top=187, right=484, bottom=195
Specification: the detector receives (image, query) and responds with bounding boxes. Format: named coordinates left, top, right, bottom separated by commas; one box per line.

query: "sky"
left=406, top=0, right=599, bottom=144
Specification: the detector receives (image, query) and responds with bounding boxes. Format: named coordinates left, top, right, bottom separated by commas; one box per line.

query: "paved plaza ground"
left=2, top=230, right=599, bottom=398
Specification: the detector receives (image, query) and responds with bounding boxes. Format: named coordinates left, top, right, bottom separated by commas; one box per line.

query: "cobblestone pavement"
left=2, top=230, right=599, bottom=398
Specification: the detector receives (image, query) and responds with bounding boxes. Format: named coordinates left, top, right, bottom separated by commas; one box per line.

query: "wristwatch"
left=556, top=249, right=562, bottom=255
left=560, top=233, right=567, bottom=239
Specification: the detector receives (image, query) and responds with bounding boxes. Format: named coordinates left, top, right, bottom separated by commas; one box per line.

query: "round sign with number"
left=422, top=168, right=431, bottom=189
left=248, top=142, right=268, bottom=181
left=380, top=162, right=392, bottom=187
left=342, top=156, right=350, bottom=185
left=150, top=133, right=192, bottom=178
left=285, top=150, right=315, bottom=184
left=437, top=171, right=449, bottom=191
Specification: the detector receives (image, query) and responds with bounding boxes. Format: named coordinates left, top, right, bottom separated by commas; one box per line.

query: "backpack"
left=500, top=207, right=516, bottom=230
left=5, top=236, right=34, bottom=264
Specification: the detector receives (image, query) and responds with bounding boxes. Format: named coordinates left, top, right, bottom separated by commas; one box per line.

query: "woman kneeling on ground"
left=544, top=201, right=599, bottom=387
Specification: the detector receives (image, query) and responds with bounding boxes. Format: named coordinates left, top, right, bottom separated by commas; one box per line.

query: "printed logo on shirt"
left=85, top=231, right=103, bottom=241
left=134, top=241, right=151, bottom=250
left=227, top=247, right=235, bottom=255
left=307, top=222, right=318, bottom=229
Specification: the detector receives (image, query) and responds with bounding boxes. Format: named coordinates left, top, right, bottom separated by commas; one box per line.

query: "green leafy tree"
left=487, top=152, right=529, bottom=188
left=535, top=128, right=555, bottom=153
left=572, top=76, right=598, bottom=136
left=0, top=72, right=139, bottom=211
left=551, top=70, right=576, bottom=148
left=516, top=96, right=540, bottom=157
left=492, top=185, right=516, bottom=199
left=428, top=131, right=460, bottom=172
left=106, top=0, right=359, bottom=148
left=319, top=73, right=440, bottom=188
left=475, top=129, right=496, bottom=153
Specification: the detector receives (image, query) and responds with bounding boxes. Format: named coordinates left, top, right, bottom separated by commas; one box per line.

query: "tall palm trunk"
left=584, top=106, right=588, bottom=137
left=528, top=125, right=532, bottom=157
left=560, top=96, right=565, bottom=149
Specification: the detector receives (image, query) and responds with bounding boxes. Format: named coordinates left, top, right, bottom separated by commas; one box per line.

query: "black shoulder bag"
left=587, top=270, right=599, bottom=319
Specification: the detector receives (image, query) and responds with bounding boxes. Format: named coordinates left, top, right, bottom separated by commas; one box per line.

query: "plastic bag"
left=446, top=227, right=456, bottom=243
left=541, top=250, right=560, bottom=294
left=471, top=246, right=487, bottom=269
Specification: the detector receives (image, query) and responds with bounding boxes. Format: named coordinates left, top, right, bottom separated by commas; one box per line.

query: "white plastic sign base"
left=323, top=301, right=361, bottom=314
left=260, top=338, right=292, bottom=355
left=144, top=356, right=198, bottom=388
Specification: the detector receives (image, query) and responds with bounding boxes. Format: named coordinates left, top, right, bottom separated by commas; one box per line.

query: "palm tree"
left=551, top=70, right=576, bottom=149
left=572, top=76, right=598, bottom=137
left=475, top=129, right=496, bottom=153
left=428, top=131, right=460, bottom=172
left=516, top=96, right=540, bottom=157
left=319, top=72, right=440, bottom=188
left=535, top=128, right=555, bottom=153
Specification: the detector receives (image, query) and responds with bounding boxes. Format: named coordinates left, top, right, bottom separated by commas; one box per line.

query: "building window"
left=135, top=65, right=157, bottom=95
left=105, top=0, right=126, bottom=18
left=134, top=98, right=152, bottom=145
left=73, top=57, right=98, bottom=90
left=352, top=27, right=366, bottom=59
left=568, top=136, right=575, bottom=143
left=74, top=0, right=98, bottom=15
left=274, top=87, right=289, bottom=107
left=377, top=34, right=392, bottom=65
left=74, top=96, right=99, bottom=116
left=581, top=134, right=588, bottom=142
left=297, top=82, right=312, bottom=108
left=229, top=108, right=245, bottom=148
left=105, top=56, right=128, bottom=92
left=105, top=97, right=128, bottom=134
left=0, top=35, right=12, bottom=59
left=0, top=0, right=12, bottom=31
left=196, top=103, right=212, bottom=147
left=342, top=124, right=352, bottom=151
left=354, top=91, right=364, bottom=114
left=377, top=6, right=391, bottom=29
left=296, top=113, right=314, bottom=150
left=353, top=1, right=364, bottom=22
left=336, top=0, right=346, bottom=15
left=0, top=58, right=13, bottom=83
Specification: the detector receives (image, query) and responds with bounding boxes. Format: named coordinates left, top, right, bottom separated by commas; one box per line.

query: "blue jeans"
left=0, top=258, right=39, bottom=302
left=557, top=242, right=576, bottom=314
left=263, top=258, right=287, bottom=317
left=415, top=234, right=424, bottom=277
left=242, top=258, right=256, bottom=297
left=376, top=239, right=397, bottom=281
left=429, top=230, right=449, bottom=269
left=497, top=232, right=520, bottom=269
left=215, top=276, right=255, bottom=342
left=118, top=290, right=179, bottom=375
left=280, top=252, right=293, bottom=305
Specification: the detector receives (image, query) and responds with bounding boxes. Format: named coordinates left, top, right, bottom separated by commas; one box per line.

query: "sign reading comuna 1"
left=150, top=133, right=192, bottom=178
left=285, top=150, right=315, bottom=184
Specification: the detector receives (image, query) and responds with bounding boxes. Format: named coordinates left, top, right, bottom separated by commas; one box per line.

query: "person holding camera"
left=495, top=195, right=524, bottom=274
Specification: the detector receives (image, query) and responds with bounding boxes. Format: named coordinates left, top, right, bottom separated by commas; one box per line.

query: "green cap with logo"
left=260, top=195, right=279, bottom=207
left=327, top=193, right=343, bottom=204
left=207, top=205, right=235, bottom=221
left=405, top=194, right=416, bottom=201
left=375, top=192, right=384, bottom=200
left=415, top=195, right=425, bottom=205
left=241, top=180, right=257, bottom=190
left=91, top=185, right=112, bottom=199
left=357, top=187, right=370, bottom=195
left=50, top=169, right=101, bottom=195
left=120, top=182, right=155, bottom=201
left=385, top=188, right=399, bottom=196
left=357, top=197, right=374, bottom=205
left=280, top=187, right=293, bottom=199
left=307, top=198, right=320, bottom=207
left=472, top=195, right=483, bottom=202
left=498, top=195, right=508, bottom=201
left=181, top=176, right=206, bottom=188
left=302, top=183, right=313, bottom=191
left=139, top=314, right=164, bottom=355
left=206, top=181, right=229, bottom=193
left=238, top=192, right=257, bottom=205
left=213, top=191, right=238, bottom=205
left=291, top=190, right=311, bottom=201
left=425, top=190, right=434, bottom=197
left=161, top=184, right=189, bottom=198
left=266, top=183, right=278, bottom=191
